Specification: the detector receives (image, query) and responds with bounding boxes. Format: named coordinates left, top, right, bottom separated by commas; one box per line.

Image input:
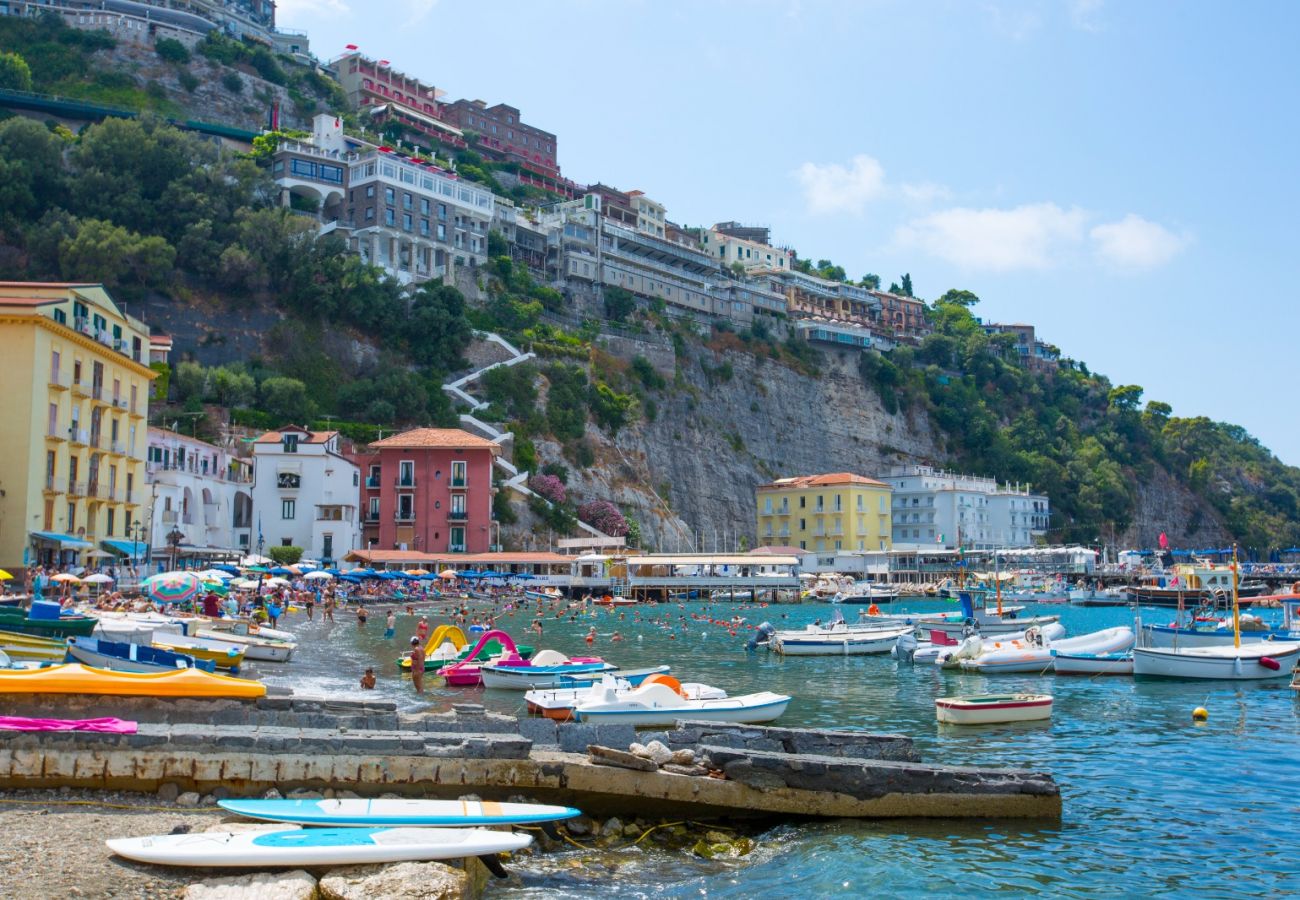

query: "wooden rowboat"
left=935, top=693, right=1053, bottom=725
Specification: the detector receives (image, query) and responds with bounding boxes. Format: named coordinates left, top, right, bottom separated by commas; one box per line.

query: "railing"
left=130, top=402, right=142, bottom=417
left=112, top=397, right=128, bottom=410
left=365, top=476, right=382, bottom=489
left=161, top=511, right=178, bottom=524
left=91, top=384, right=104, bottom=401
left=448, top=546, right=466, bottom=554
left=86, top=481, right=101, bottom=499
left=124, top=489, right=135, bottom=504
left=450, top=478, right=467, bottom=489
left=47, top=425, right=66, bottom=441
left=395, top=477, right=417, bottom=488
left=45, top=475, right=59, bottom=491
left=106, top=486, right=117, bottom=501
left=395, top=512, right=416, bottom=522
left=363, top=512, right=380, bottom=523
left=69, top=480, right=86, bottom=496
left=72, top=381, right=90, bottom=397
left=69, top=429, right=88, bottom=446
left=110, top=440, right=125, bottom=455
left=89, top=431, right=102, bottom=449
left=49, top=372, right=68, bottom=389
left=447, top=510, right=468, bottom=522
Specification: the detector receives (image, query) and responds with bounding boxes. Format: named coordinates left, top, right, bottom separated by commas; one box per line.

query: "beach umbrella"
left=143, top=571, right=202, bottom=604
left=269, top=567, right=293, bottom=576
left=82, top=573, right=115, bottom=584
left=244, top=565, right=270, bottom=575
left=0, top=569, right=11, bottom=580
left=405, top=568, right=430, bottom=576
left=212, top=564, right=241, bottom=576
left=303, top=570, right=334, bottom=581
left=264, top=577, right=291, bottom=588
left=197, top=569, right=234, bottom=582
left=240, top=555, right=272, bottom=567
left=51, top=573, right=82, bottom=583
left=438, top=570, right=458, bottom=579
left=202, top=581, right=229, bottom=596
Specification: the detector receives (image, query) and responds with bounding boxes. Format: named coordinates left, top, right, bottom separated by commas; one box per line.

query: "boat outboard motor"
left=747, top=622, right=776, bottom=652
left=893, top=631, right=919, bottom=662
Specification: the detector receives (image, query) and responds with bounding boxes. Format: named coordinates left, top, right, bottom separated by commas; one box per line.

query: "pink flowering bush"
left=529, top=473, right=567, bottom=505
left=578, top=500, right=628, bottom=537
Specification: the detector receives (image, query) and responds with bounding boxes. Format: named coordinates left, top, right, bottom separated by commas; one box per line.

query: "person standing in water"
left=408, top=637, right=425, bottom=694
left=384, top=610, right=396, bottom=639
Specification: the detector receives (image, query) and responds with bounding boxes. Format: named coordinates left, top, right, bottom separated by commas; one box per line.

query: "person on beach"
left=384, top=610, right=396, bottom=639
left=305, top=592, right=315, bottom=621
left=323, top=592, right=335, bottom=623
left=360, top=667, right=376, bottom=690
left=409, top=637, right=425, bottom=694
left=202, top=591, right=221, bottom=619
left=416, top=617, right=429, bottom=642
left=267, top=599, right=282, bottom=628
left=356, top=605, right=368, bottom=627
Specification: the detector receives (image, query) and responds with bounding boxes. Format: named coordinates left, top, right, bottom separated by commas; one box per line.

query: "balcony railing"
left=86, top=481, right=101, bottom=499
left=44, top=474, right=59, bottom=492
left=363, top=511, right=380, bottom=523
left=89, top=431, right=102, bottom=449
left=395, top=476, right=417, bottom=488
left=395, top=512, right=416, bottom=522
left=450, top=478, right=467, bottom=489
left=448, top=545, right=466, bottom=554
left=110, top=440, right=125, bottom=455
left=365, top=476, right=381, bottom=489
left=124, top=489, right=135, bottom=504
left=161, top=511, right=178, bottom=524
left=447, top=510, right=468, bottom=522
left=47, top=425, right=66, bottom=442
left=112, top=397, right=128, bottom=411
left=71, top=381, right=90, bottom=397
left=68, top=480, right=86, bottom=496
left=48, top=372, right=68, bottom=390
left=91, top=384, right=104, bottom=401
left=68, top=428, right=88, bottom=446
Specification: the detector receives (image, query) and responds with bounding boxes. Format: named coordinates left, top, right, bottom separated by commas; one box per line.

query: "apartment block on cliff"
left=981, top=322, right=1061, bottom=372
left=756, top=474, right=893, bottom=553
left=885, top=465, right=1049, bottom=550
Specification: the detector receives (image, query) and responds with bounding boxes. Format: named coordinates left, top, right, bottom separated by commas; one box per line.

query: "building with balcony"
left=443, top=98, right=560, bottom=177
left=362, top=428, right=500, bottom=555
left=271, top=114, right=496, bottom=285
left=0, top=283, right=154, bottom=573
left=146, top=427, right=252, bottom=560
left=5, top=0, right=304, bottom=55
left=884, top=465, right=1050, bottom=550
left=757, top=268, right=882, bottom=334
left=756, top=473, right=893, bottom=554
left=700, top=224, right=794, bottom=273
left=250, top=426, right=359, bottom=566
left=869, top=289, right=930, bottom=340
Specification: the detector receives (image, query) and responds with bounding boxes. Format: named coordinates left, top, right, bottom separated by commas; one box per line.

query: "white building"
left=146, top=428, right=253, bottom=559
left=250, top=427, right=360, bottom=566
left=885, top=465, right=1049, bottom=550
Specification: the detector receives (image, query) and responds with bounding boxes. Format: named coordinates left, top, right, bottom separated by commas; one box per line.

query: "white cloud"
left=1070, top=0, right=1104, bottom=32
left=402, top=0, right=439, bottom=25
left=1089, top=214, right=1188, bottom=270
left=793, top=154, right=886, bottom=216
left=895, top=203, right=1088, bottom=271
left=275, top=0, right=351, bottom=18
left=899, top=182, right=952, bottom=205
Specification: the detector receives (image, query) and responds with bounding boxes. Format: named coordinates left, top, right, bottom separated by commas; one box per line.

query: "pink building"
left=362, top=428, right=500, bottom=554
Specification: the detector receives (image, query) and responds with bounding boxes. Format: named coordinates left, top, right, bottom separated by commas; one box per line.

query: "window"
left=449, top=526, right=465, bottom=551
left=420, top=219, right=430, bottom=236
left=402, top=193, right=412, bottom=210
left=420, top=198, right=430, bottom=215
left=277, top=472, right=301, bottom=489
left=403, top=213, right=412, bottom=231
left=107, top=508, right=115, bottom=536
left=281, top=499, right=295, bottom=519
left=397, top=494, right=414, bottom=520
left=366, top=185, right=375, bottom=198
left=282, top=434, right=299, bottom=453
left=384, top=187, right=395, bottom=204
left=385, top=209, right=396, bottom=226
left=450, top=460, right=466, bottom=487
left=398, top=460, right=414, bottom=486
left=450, top=494, right=466, bottom=516
left=368, top=497, right=379, bottom=518
left=51, top=349, right=60, bottom=381
left=799, top=496, right=806, bottom=508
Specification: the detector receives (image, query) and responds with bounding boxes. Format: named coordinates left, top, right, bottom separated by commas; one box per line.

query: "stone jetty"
left=0, top=692, right=1061, bottom=820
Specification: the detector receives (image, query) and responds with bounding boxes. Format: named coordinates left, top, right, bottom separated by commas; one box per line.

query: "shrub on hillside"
left=577, top=500, right=628, bottom=537
left=528, top=473, right=566, bottom=505
left=154, top=38, right=190, bottom=65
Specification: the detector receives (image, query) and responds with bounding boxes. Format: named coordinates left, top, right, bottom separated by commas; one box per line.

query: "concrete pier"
left=0, top=693, right=1062, bottom=820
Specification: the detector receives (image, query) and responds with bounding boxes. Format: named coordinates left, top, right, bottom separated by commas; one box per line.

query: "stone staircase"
left=441, top=331, right=605, bottom=538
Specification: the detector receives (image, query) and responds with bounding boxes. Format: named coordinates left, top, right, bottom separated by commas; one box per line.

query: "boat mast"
left=1231, top=543, right=1241, bottom=649
left=995, top=546, right=1003, bottom=616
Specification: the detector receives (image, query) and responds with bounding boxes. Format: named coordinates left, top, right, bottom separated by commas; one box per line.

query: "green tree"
left=212, top=365, right=256, bottom=407
left=0, top=51, right=32, bottom=91
left=173, top=361, right=207, bottom=401
left=0, top=117, right=67, bottom=227
left=860, top=273, right=881, bottom=290
left=487, top=229, right=509, bottom=258
left=260, top=376, right=314, bottom=422
left=407, top=281, right=471, bottom=371
left=603, top=285, right=636, bottom=322
left=900, top=273, right=914, bottom=297
left=1107, top=384, right=1144, bottom=413
left=936, top=288, right=979, bottom=307
left=153, top=38, right=190, bottom=65
left=266, top=545, right=303, bottom=565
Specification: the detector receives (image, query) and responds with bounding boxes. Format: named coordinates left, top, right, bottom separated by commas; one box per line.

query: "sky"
left=279, top=0, right=1300, bottom=463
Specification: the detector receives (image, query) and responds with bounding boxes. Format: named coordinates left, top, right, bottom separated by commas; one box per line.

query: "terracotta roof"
left=0, top=296, right=64, bottom=307
left=369, top=428, right=500, bottom=452
left=254, top=427, right=337, bottom=444
left=758, top=472, right=889, bottom=490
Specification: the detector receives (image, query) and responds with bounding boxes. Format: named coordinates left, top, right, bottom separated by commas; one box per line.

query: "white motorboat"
left=526, top=674, right=725, bottom=721
left=1132, top=642, right=1300, bottom=680
left=570, top=680, right=790, bottom=727
left=957, top=626, right=1135, bottom=674
left=834, top=581, right=901, bottom=605
left=1053, top=651, right=1134, bottom=676
left=773, top=623, right=913, bottom=656
left=1140, top=606, right=1298, bottom=648
left=935, top=694, right=1053, bottom=725
left=1068, top=587, right=1131, bottom=607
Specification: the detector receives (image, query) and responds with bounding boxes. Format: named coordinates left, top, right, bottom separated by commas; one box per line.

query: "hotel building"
left=885, top=465, right=1050, bottom=550
left=0, top=283, right=153, bottom=572
left=756, top=473, right=893, bottom=553
left=250, top=426, right=360, bottom=566
left=145, top=427, right=253, bottom=561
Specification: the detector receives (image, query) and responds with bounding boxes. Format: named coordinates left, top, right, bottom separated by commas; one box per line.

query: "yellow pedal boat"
left=0, top=663, right=265, bottom=698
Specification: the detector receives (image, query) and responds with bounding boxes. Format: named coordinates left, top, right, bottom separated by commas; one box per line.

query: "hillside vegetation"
left=0, top=62, right=1296, bottom=550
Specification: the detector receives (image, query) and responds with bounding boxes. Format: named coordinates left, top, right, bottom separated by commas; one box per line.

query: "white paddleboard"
left=218, top=797, right=580, bottom=827
left=107, top=826, right=530, bottom=868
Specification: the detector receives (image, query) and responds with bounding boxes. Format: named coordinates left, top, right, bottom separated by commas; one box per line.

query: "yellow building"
left=756, top=473, right=893, bottom=553
left=0, top=283, right=154, bottom=573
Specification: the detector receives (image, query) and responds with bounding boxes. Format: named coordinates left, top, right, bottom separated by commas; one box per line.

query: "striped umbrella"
left=143, top=571, right=202, bottom=604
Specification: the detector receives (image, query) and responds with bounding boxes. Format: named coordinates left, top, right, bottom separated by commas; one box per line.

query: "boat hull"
left=480, top=662, right=616, bottom=690
left=1140, top=625, right=1288, bottom=649
left=571, top=693, right=790, bottom=727
left=1052, top=652, right=1134, bottom=675
left=926, top=614, right=1059, bottom=638
left=218, top=798, right=579, bottom=827
left=935, top=694, right=1053, bottom=725
left=0, top=662, right=264, bottom=697
left=193, top=631, right=295, bottom=662
left=151, top=635, right=246, bottom=670
left=1132, top=643, right=1300, bottom=679
left=65, top=637, right=213, bottom=674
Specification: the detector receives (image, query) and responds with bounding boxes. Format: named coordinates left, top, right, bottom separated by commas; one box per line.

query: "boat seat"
left=530, top=649, right=568, bottom=667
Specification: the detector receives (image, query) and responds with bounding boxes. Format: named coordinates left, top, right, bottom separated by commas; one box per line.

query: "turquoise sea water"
left=257, top=597, right=1300, bottom=898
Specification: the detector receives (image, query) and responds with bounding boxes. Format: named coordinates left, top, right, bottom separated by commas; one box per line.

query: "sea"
left=256, top=596, right=1300, bottom=898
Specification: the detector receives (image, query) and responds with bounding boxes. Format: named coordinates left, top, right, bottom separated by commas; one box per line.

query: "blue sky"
left=280, top=0, right=1300, bottom=463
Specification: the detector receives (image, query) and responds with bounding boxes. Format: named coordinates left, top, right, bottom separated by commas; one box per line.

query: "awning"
left=29, top=530, right=93, bottom=549
left=102, top=539, right=148, bottom=557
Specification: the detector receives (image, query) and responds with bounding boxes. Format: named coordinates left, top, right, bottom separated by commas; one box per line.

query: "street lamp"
left=130, top=519, right=144, bottom=576
left=166, top=527, right=184, bottom=572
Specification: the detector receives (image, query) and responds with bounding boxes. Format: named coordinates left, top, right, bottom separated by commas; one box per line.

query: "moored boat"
left=1052, top=651, right=1134, bottom=676
left=0, top=607, right=96, bottom=638
left=0, top=662, right=265, bottom=698
left=65, top=636, right=215, bottom=673
left=192, top=628, right=296, bottom=662
left=772, top=623, right=913, bottom=656
left=935, top=694, right=1053, bottom=725
left=570, top=679, right=790, bottom=727
left=526, top=674, right=725, bottom=721
left=957, top=626, right=1134, bottom=674
left=0, top=629, right=67, bottom=662
left=479, top=649, right=615, bottom=690
left=1132, top=643, right=1300, bottom=680
left=151, top=633, right=246, bottom=670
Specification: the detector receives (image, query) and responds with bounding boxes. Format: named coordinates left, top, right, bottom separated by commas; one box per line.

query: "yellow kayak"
left=152, top=635, right=246, bottom=670
left=0, top=663, right=265, bottom=698
left=0, top=628, right=66, bottom=661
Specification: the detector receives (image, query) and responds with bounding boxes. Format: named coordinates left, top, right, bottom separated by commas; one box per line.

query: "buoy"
left=1260, top=656, right=1281, bottom=671
left=1192, top=707, right=1209, bottom=721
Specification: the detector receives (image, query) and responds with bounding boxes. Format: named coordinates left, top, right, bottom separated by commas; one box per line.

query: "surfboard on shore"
left=107, top=826, right=531, bottom=867
left=217, top=797, right=581, bottom=827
